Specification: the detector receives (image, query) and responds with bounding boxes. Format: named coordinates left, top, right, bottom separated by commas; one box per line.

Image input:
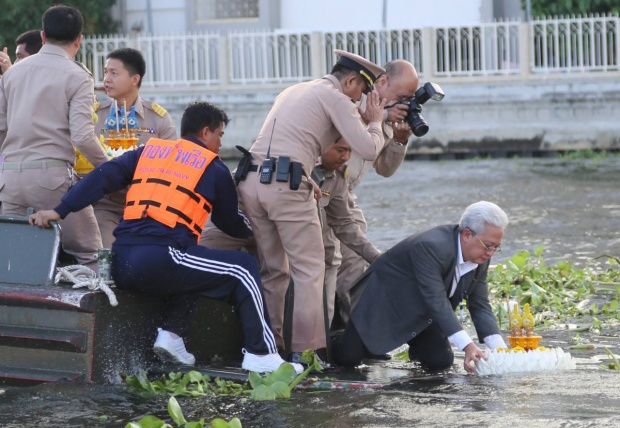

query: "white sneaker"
left=153, top=328, right=196, bottom=365
left=241, top=349, right=304, bottom=374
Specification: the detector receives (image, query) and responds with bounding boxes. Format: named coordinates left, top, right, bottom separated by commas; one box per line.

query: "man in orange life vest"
left=29, top=101, right=303, bottom=374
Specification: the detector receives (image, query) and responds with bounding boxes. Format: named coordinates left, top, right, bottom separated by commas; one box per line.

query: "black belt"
left=248, top=162, right=307, bottom=176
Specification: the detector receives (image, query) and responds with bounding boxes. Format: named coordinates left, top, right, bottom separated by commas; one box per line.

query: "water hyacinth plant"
left=248, top=350, right=323, bottom=400
left=601, top=347, right=620, bottom=370
left=125, top=396, right=242, bottom=428
left=122, top=371, right=249, bottom=398
left=123, top=350, right=323, bottom=401
left=488, top=247, right=620, bottom=327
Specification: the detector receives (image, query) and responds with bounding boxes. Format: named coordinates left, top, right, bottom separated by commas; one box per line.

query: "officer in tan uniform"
left=200, top=214, right=258, bottom=257
left=87, top=47, right=177, bottom=247
left=316, top=138, right=381, bottom=326
left=236, top=49, right=386, bottom=361
left=329, top=60, right=419, bottom=324
left=0, top=5, right=109, bottom=268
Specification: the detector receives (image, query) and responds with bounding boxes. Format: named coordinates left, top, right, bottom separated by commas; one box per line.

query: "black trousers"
left=332, top=321, right=454, bottom=370
left=112, top=243, right=277, bottom=355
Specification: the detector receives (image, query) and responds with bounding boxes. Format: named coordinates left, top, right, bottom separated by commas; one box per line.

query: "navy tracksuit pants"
left=111, top=243, right=277, bottom=355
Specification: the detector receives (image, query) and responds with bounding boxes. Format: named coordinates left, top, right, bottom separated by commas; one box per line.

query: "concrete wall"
left=136, top=76, right=620, bottom=159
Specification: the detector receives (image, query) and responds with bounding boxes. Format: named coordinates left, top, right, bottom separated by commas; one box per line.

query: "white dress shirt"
left=447, top=237, right=507, bottom=351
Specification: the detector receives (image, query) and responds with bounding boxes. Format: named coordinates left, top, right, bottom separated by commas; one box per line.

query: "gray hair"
left=458, top=201, right=509, bottom=235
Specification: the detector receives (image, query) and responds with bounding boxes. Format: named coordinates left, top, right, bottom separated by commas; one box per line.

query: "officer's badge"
left=74, top=60, right=93, bottom=76
left=151, top=102, right=167, bottom=117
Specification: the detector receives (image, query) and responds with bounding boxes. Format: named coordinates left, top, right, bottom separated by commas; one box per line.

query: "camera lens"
left=413, top=122, right=429, bottom=137
left=406, top=112, right=429, bottom=137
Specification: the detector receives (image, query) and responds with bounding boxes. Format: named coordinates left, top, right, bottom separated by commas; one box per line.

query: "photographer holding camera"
left=328, top=60, right=444, bottom=329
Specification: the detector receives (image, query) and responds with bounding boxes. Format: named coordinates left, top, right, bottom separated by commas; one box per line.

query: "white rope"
left=55, top=265, right=118, bottom=307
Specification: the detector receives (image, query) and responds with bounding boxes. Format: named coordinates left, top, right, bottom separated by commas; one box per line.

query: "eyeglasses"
left=475, top=235, right=502, bottom=253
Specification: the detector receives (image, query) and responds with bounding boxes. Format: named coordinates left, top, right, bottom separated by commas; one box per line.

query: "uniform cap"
left=334, top=49, right=385, bottom=87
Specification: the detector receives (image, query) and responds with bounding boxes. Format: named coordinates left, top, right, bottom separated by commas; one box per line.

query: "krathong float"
left=475, top=303, right=576, bottom=375
left=75, top=99, right=139, bottom=174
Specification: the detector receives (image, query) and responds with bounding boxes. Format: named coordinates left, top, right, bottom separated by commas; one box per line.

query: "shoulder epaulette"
left=74, top=60, right=93, bottom=77
left=150, top=102, right=167, bottom=117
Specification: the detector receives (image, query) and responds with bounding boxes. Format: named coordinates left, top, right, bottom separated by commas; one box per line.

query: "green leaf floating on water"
left=269, top=362, right=297, bottom=383
left=247, top=350, right=323, bottom=400
left=248, top=371, right=264, bottom=388
left=124, top=415, right=170, bottom=428
left=167, top=396, right=188, bottom=426
left=123, top=370, right=249, bottom=398
left=124, top=396, right=243, bottom=427
left=228, top=418, right=242, bottom=428
left=393, top=350, right=409, bottom=361
left=188, top=370, right=207, bottom=383
left=533, top=246, right=544, bottom=258
left=210, top=418, right=243, bottom=428
left=270, top=381, right=292, bottom=399
left=250, top=384, right=277, bottom=401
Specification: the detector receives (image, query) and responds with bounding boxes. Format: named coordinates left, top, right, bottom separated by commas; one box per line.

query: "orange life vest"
left=124, top=138, right=217, bottom=240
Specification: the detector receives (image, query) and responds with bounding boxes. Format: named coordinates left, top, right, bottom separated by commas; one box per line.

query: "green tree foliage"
left=0, top=0, right=119, bottom=59
left=524, top=0, right=620, bottom=17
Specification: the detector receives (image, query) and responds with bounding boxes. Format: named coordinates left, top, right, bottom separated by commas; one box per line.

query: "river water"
left=1, top=157, right=619, bottom=427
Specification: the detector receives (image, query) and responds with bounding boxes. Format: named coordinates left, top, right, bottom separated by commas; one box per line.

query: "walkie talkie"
left=259, top=158, right=275, bottom=184
left=259, top=119, right=277, bottom=184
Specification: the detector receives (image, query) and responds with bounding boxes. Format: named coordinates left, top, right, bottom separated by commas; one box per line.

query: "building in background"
left=97, top=1, right=620, bottom=157
left=111, top=0, right=525, bottom=35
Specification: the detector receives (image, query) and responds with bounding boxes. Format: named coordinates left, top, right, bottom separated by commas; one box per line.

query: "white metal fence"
left=531, top=15, right=619, bottom=72
left=78, top=14, right=620, bottom=89
left=435, top=21, right=521, bottom=76
left=228, top=31, right=313, bottom=83
left=323, top=29, right=424, bottom=75
left=79, top=32, right=220, bottom=87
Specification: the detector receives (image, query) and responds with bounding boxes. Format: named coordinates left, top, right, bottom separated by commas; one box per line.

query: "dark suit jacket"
left=349, top=224, right=501, bottom=355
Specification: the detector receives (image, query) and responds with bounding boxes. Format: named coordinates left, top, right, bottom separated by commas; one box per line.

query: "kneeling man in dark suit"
left=332, top=201, right=508, bottom=373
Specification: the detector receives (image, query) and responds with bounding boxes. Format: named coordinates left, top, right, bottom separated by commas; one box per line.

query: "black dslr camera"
left=394, top=82, right=444, bottom=137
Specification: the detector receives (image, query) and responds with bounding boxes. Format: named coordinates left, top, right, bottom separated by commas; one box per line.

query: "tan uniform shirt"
left=249, top=74, right=384, bottom=175
left=346, top=117, right=407, bottom=192
left=94, top=94, right=177, bottom=147
left=0, top=44, right=109, bottom=166
left=319, top=166, right=380, bottom=263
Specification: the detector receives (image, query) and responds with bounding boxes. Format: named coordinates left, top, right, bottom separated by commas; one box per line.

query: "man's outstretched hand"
left=463, top=342, right=487, bottom=373
left=29, top=210, right=61, bottom=228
